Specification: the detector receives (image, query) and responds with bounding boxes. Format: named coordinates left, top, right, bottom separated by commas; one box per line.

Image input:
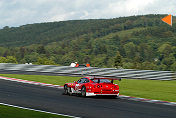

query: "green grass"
left=0, top=74, right=79, bottom=86
left=0, top=74, right=176, bottom=102
left=0, top=104, right=69, bottom=118
left=118, top=79, right=176, bottom=102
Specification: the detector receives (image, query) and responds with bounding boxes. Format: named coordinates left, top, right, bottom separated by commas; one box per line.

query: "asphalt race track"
left=0, top=79, right=176, bottom=118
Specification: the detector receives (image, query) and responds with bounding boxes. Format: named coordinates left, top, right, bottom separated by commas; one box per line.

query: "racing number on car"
left=75, top=84, right=80, bottom=91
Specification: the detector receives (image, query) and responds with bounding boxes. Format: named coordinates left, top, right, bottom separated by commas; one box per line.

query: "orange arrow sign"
left=161, top=14, right=172, bottom=26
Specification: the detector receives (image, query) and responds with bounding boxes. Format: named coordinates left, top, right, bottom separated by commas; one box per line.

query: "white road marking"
left=0, top=102, right=80, bottom=118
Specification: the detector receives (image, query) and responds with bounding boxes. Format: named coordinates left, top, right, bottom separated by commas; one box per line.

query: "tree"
left=123, top=42, right=136, bottom=59
left=0, top=15, right=176, bottom=71
left=6, top=56, right=17, bottom=63
left=170, top=62, right=176, bottom=71
left=158, top=44, right=172, bottom=57
left=110, top=35, right=120, bottom=45
left=0, top=57, right=6, bottom=63
left=37, top=45, right=46, bottom=54
left=122, top=62, right=134, bottom=69
left=23, top=53, right=39, bottom=63
left=20, top=47, right=26, bottom=58
left=3, top=26, right=9, bottom=29
left=90, top=54, right=107, bottom=67
left=36, top=57, right=56, bottom=65
left=114, top=51, right=123, bottom=68
left=162, top=57, right=175, bottom=67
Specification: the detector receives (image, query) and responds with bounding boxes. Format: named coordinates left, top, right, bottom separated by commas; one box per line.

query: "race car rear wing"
left=92, top=76, right=121, bottom=83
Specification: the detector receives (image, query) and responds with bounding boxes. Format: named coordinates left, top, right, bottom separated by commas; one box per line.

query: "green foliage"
left=37, top=45, right=46, bottom=54
left=0, top=14, right=175, bottom=71
left=90, top=54, right=108, bottom=67
left=6, top=56, right=18, bottom=63
left=0, top=56, right=17, bottom=63
left=170, top=62, right=176, bottom=71
left=122, top=62, right=135, bottom=69
left=123, top=42, right=136, bottom=59
left=114, top=51, right=122, bottom=68
left=36, top=57, right=56, bottom=65
left=0, top=57, right=6, bottom=63
left=158, top=44, right=172, bottom=56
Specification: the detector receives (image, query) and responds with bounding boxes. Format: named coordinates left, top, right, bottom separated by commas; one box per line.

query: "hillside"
left=0, top=14, right=167, bottom=47
left=0, top=14, right=176, bottom=71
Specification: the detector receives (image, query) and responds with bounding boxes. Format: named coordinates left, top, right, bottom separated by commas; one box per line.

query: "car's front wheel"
left=81, top=86, right=86, bottom=97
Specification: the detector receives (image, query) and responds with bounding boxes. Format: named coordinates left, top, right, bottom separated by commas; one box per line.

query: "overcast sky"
left=0, top=0, right=175, bottom=28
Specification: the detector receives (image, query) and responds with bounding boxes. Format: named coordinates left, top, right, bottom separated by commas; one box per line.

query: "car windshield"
left=91, top=79, right=111, bottom=83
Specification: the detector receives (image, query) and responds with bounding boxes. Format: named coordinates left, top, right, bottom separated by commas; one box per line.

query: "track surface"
left=0, top=79, right=176, bottom=118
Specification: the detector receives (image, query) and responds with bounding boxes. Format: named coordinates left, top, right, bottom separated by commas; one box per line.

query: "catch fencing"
left=0, top=63, right=175, bottom=80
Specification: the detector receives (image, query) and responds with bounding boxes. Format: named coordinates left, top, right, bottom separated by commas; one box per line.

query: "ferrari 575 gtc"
left=64, top=77, right=120, bottom=97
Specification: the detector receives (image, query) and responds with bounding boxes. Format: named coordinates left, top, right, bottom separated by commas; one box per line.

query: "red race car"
left=64, top=77, right=120, bottom=97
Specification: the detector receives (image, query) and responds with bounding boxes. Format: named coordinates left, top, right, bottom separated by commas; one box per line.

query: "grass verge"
left=0, top=74, right=176, bottom=102
left=0, top=104, right=70, bottom=118
left=0, top=74, right=79, bottom=86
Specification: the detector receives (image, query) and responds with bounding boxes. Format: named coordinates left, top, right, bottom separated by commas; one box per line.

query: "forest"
left=0, top=14, right=176, bottom=71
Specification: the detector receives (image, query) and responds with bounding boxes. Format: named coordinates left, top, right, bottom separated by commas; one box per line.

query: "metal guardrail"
left=0, top=63, right=176, bottom=80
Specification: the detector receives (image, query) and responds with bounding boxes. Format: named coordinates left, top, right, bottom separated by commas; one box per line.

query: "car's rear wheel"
left=81, top=86, right=86, bottom=97
left=64, top=85, right=68, bottom=95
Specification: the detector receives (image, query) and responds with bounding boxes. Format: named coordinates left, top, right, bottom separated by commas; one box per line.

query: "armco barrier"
left=0, top=63, right=175, bottom=80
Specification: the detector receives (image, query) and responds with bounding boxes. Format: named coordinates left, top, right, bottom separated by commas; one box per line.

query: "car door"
left=75, top=78, right=84, bottom=92
left=78, top=78, right=90, bottom=90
